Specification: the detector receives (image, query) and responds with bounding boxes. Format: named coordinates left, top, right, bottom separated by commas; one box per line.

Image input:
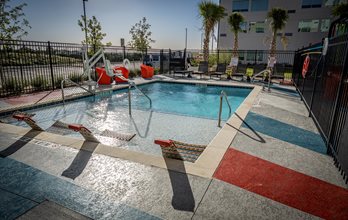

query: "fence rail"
left=293, top=34, right=348, bottom=184
left=212, top=50, right=295, bottom=77
left=0, top=39, right=295, bottom=97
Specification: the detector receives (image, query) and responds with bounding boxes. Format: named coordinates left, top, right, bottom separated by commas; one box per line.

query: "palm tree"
left=266, top=8, right=288, bottom=89
left=199, top=1, right=225, bottom=62
left=332, top=3, right=348, bottom=18
left=227, top=12, right=244, bottom=79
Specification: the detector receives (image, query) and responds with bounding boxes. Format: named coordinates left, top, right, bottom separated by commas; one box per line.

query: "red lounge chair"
left=140, top=64, right=154, bottom=79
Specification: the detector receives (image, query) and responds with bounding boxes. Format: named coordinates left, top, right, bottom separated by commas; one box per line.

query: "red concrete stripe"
left=213, top=148, right=348, bottom=220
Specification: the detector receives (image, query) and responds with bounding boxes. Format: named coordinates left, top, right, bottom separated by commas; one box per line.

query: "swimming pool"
left=4, top=82, right=252, bottom=156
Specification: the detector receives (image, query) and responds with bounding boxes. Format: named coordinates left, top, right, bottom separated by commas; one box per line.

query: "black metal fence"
left=0, top=39, right=295, bottom=97
left=188, top=49, right=295, bottom=77
left=293, top=34, right=348, bottom=184
left=0, top=40, right=84, bottom=96
left=0, top=40, right=167, bottom=97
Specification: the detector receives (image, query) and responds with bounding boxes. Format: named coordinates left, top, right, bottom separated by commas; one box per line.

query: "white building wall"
left=218, top=0, right=335, bottom=51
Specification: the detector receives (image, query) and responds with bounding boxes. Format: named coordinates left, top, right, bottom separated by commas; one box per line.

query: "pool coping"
left=0, top=79, right=261, bottom=178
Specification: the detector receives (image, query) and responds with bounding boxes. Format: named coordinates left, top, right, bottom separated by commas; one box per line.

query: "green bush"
left=31, top=76, right=48, bottom=90
left=54, top=76, right=64, bottom=88
left=154, top=68, right=160, bottom=75
left=219, top=53, right=232, bottom=64
left=3, top=77, right=24, bottom=94
left=129, top=68, right=140, bottom=78
left=70, top=74, right=82, bottom=83
left=208, top=54, right=217, bottom=67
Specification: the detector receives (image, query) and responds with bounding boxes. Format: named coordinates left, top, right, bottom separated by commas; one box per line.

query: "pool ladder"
left=128, top=82, right=152, bottom=115
left=218, top=91, right=232, bottom=127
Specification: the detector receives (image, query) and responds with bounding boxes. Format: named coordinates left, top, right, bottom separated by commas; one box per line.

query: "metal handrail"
left=61, top=78, right=95, bottom=105
left=218, top=90, right=232, bottom=127
left=128, top=82, right=152, bottom=115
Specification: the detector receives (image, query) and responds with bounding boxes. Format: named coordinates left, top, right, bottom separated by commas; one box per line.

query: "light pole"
left=185, top=28, right=187, bottom=49
left=82, top=0, right=88, bottom=48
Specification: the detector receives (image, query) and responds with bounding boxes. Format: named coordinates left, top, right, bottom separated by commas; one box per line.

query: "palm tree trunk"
left=203, top=30, right=210, bottom=62
left=267, top=30, right=277, bottom=90
left=270, top=31, right=277, bottom=57
left=231, top=31, right=238, bottom=77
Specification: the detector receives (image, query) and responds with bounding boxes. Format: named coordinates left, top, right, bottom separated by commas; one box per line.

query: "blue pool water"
left=4, top=82, right=251, bottom=155
left=115, top=82, right=251, bottom=120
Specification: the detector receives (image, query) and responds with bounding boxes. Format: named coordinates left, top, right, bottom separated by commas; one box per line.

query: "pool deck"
left=0, top=76, right=347, bottom=219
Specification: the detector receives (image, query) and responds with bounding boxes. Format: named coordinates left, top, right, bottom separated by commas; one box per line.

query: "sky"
left=8, top=0, right=219, bottom=49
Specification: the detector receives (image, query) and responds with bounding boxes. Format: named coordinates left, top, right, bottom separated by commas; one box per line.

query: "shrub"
left=208, top=54, right=217, bottom=67
left=154, top=68, right=160, bottom=75
left=3, top=77, right=24, bottom=94
left=54, top=76, right=64, bottom=88
left=129, top=68, right=140, bottom=78
left=70, top=74, right=82, bottom=83
left=31, top=76, right=48, bottom=90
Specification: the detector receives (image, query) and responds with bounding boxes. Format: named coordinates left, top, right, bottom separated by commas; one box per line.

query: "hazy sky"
left=8, top=0, right=219, bottom=49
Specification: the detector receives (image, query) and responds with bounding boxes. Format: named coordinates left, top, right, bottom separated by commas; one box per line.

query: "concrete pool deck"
left=0, top=77, right=347, bottom=219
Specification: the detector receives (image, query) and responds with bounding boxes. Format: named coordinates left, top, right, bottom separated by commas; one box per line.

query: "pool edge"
left=0, top=82, right=261, bottom=179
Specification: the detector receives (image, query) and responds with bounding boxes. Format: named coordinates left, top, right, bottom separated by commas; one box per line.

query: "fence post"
left=123, top=46, right=126, bottom=60
left=160, top=49, right=163, bottom=74
left=168, top=49, right=172, bottom=74
left=217, top=49, right=220, bottom=64
left=48, top=41, right=55, bottom=90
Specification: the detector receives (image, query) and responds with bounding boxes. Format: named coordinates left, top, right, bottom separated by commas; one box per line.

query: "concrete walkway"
left=0, top=80, right=347, bottom=219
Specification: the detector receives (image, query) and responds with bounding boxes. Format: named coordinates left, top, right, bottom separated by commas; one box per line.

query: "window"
left=277, top=33, right=293, bottom=36
left=251, top=0, right=268, bottom=11
left=238, top=53, right=245, bottom=61
left=249, top=22, right=265, bottom=33
left=302, top=0, right=322, bottom=8
left=152, top=55, right=159, bottom=61
left=245, top=51, right=263, bottom=62
left=324, top=0, right=345, bottom=6
left=246, top=51, right=255, bottom=62
left=287, top=10, right=296, bottom=13
left=220, top=33, right=227, bottom=37
left=232, top=0, right=249, bottom=12
left=298, top=20, right=319, bottom=32
left=321, top=19, right=330, bottom=32
left=240, top=22, right=248, bottom=33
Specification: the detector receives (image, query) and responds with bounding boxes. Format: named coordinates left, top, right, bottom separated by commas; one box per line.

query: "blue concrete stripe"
left=0, top=157, right=160, bottom=220
left=243, top=112, right=327, bottom=154
left=0, top=189, right=38, bottom=220
left=270, top=85, right=299, bottom=96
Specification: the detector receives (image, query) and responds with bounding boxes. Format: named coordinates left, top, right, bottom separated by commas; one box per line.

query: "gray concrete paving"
left=0, top=82, right=346, bottom=219
left=0, top=132, right=210, bottom=219
left=193, top=179, right=319, bottom=220
left=230, top=89, right=347, bottom=188
left=18, top=201, right=91, bottom=220
left=231, top=126, right=346, bottom=188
